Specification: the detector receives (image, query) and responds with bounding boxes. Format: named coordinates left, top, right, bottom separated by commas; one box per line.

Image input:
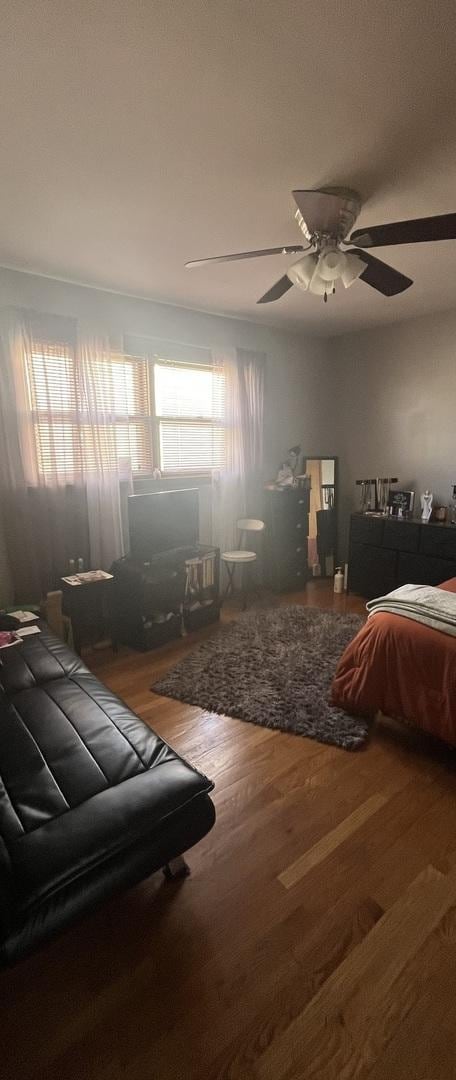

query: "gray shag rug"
left=152, top=605, right=369, bottom=751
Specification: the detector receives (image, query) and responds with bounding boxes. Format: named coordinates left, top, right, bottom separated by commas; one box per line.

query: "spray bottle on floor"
left=334, top=566, right=344, bottom=594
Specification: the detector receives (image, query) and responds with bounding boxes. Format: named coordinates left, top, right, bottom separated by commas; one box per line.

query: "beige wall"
left=331, top=308, right=456, bottom=558
left=0, top=268, right=335, bottom=604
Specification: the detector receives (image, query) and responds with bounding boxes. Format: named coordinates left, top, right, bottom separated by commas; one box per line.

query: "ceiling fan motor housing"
left=294, top=187, right=362, bottom=248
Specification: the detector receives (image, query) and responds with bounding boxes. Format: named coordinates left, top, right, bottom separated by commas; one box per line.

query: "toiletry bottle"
left=334, top=567, right=344, bottom=594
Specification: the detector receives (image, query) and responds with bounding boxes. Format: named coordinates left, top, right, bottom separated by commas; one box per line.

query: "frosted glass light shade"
left=341, top=253, right=367, bottom=288
left=319, top=249, right=347, bottom=281
left=287, top=254, right=318, bottom=291
left=309, top=268, right=329, bottom=295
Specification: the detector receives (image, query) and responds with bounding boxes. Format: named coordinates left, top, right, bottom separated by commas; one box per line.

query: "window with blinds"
left=153, top=360, right=225, bottom=472
left=25, top=343, right=153, bottom=478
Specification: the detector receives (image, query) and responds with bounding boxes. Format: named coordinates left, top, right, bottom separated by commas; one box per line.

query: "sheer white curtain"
left=0, top=309, right=133, bottom=599
left=0, top=311, right=32, bottom=599
left=211, top=347, right=265, bottom=557
left=77, top=330, right=133, bottom=570
left=0, top=309, right=78, bottom=598
left=0, top=309, right=51, bottom=490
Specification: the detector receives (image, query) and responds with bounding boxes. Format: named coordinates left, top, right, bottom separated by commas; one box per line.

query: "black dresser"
left=348, top=512, right=456, bottom=599
left=264, top=483, right=310, bottom=591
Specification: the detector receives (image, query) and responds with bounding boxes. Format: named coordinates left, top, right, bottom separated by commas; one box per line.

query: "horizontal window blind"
left=159, top=421, right=225, bottom=472
left=154, top=360, right=225, bottom=472
left=25, top=344, right=153, bottom=478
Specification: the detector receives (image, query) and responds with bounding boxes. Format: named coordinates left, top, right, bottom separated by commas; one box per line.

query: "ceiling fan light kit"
left=341, top=252, right=367, bottom=288
left=186, top=187, right=456, bottom=305
left=318, top=248, right=347, bottom=281
left=286, top=253, right=317, bottom=290
left=287, top=247, right=367, bottom=300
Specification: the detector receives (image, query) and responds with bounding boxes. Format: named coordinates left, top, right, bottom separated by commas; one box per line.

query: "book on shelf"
left=185, top=551, right=216, bottom=593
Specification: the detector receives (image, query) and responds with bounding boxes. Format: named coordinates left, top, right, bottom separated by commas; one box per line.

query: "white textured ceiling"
left=1, top=1, right=456, bottom=335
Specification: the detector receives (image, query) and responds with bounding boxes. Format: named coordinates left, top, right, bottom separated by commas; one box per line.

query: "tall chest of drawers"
left=348, top=512, right=456, bottom=599
left=264, top=483, right=310, bottom=592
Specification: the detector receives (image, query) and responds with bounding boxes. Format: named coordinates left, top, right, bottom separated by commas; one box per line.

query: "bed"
left=331, top=578, right=456, bottom=746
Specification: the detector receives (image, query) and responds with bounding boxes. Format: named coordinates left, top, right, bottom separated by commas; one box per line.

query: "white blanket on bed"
left=366, top=583, right=456, bottom=637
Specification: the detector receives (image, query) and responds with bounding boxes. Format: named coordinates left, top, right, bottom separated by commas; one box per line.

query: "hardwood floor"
left=2, top=580, right=456, bottom=1080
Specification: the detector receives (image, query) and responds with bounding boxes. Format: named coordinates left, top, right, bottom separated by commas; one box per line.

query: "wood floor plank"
left=254, top=865, right=456, bottom=1080
left=278, top=792, right=390, bottom=888
left=365, top=908, right=456, bottom=1080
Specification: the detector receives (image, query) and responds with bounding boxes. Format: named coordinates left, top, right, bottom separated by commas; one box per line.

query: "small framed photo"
left=387, top=490, right=415, bottom=516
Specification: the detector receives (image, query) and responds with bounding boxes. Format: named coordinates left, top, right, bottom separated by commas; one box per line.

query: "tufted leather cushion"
left=0, top=624, right=215, bottom=964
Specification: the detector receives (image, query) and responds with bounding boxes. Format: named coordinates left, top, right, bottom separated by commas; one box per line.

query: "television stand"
left=111, top=544, right=220, bottom=650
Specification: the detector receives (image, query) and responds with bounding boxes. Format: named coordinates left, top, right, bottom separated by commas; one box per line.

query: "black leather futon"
left=0, top=624, right=215, bottom=965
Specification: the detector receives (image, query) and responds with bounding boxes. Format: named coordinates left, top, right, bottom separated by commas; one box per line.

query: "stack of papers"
left=10, top=610, right=37, bottom=623
left=17, top=626, right=41, bottom=638
left=62, top=570, right=113, bottom=586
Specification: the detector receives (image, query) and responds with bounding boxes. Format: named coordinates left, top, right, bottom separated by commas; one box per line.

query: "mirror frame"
left=302, top=455, right=338, bottom=578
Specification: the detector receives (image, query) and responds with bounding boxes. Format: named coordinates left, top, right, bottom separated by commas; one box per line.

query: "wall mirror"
left=302, top=456, right=337, bottom=578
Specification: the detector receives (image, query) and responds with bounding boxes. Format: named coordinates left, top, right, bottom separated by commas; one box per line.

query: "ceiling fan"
left=185, top=187, right=456, bottom=304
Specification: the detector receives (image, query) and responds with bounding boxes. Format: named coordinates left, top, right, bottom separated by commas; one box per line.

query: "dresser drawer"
left=349, top=515, right=384, bottom=546
left=266, top=556, right=308, bottom=592
left=382, top=519, right=420, bottom=552
left=419, top=525, right=456, bottom=562
left=274, top=563, right=308, bottom=591
left=280, top=497, right=309, bottom=529
left=348, top=542, right=396, bottom=599
left=397, top=552, right=456, bottom=587
left=272, top=513, right=309, bottom=547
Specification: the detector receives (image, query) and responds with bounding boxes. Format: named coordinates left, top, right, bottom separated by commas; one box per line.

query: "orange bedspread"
left=331, top=578, right=456, bottom=745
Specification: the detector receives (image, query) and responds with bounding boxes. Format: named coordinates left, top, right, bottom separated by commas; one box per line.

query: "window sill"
left=132, top=473, right=213, bottom=490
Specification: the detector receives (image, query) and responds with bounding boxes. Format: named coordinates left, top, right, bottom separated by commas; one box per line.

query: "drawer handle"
left=298, top=499, right=304, bottom=505
left=296, top=546, right=302, bottom=553
left=296, top=571, right=302, bottom=577
left=296, top=523, right=302, bottom=529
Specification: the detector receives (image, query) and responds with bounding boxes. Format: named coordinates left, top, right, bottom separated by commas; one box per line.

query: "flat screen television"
left=128, top=488, right=199, bottom=560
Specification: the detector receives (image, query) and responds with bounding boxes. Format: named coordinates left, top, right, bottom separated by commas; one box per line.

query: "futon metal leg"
left=163, top=855, right=191, bottom=881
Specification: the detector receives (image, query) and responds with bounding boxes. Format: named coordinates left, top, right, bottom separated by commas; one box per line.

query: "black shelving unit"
left=111, top=544, right=220, bottom=650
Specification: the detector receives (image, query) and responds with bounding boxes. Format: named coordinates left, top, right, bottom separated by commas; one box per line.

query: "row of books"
left=185, top=552, right=216, bottom=593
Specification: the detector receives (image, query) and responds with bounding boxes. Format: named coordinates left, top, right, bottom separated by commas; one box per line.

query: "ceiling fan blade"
left=350, top=213, right=456, bottom=249
left=257, top=276, right=294, bottom=304
left=346, top=249, right=413, bottom=296
left=185, top=245, right=306, bottom=269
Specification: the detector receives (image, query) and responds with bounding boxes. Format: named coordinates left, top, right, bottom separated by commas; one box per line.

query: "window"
left=25, top=343, right=153, bottom=478
left=153, top=360, right=225, bottom=472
